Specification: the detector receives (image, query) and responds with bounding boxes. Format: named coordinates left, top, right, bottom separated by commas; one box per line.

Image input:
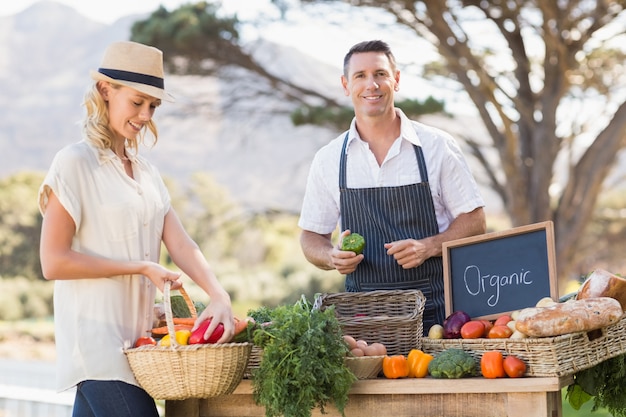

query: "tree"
left=295, top=0, right=626, bottom=290
left=0, top=172, right=45, bottom=281
left=130, top=2, right=341, bottom=107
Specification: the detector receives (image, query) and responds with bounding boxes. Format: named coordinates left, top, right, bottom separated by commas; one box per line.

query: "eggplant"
left=443, top=311, right=471, bottom=339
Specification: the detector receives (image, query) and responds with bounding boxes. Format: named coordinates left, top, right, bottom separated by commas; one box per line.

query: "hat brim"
left=90, top=70, right=175, bottom=102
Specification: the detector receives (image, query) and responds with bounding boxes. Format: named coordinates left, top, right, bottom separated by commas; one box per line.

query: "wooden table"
left=165, top=375, right=573, bottom=417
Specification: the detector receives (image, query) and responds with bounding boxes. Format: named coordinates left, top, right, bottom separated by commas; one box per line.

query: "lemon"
left=158, top=330, right=191, bottom=346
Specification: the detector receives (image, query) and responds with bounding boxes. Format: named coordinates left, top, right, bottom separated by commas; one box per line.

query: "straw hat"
left=90, top=41, right=175, bottom=102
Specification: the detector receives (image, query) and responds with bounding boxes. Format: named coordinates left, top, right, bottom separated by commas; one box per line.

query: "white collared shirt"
left=298, top=108, right=485, bottom=235
left=39, top=140, right=170, bottom=392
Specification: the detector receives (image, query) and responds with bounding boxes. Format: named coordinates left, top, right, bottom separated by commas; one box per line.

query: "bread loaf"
left=515, top=297, right=623, bottom=337
left=577, top=269, right=626, bottom=310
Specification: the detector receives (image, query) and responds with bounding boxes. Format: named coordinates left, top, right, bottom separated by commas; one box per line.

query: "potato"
left=536, top=297, right=556, bottom=308
left=428, top=324, right=444, bottom=339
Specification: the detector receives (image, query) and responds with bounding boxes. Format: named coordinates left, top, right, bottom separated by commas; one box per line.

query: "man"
left=298, top=40, right=486, bottom=331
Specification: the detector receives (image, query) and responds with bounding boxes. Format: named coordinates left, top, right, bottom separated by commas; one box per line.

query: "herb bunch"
left=250, top=295, right=356, bottom=417
left=567, top=353, right=626, bottom=416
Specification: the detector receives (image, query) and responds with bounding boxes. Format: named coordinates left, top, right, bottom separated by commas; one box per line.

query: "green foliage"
left=0, top=276, right=54, bottom=320
left=567, top=353, right=626, bottom=416
left=0, top=171, right=45, bottom=281
left=131, top=2, right=242, bottom=74
left=250, top=296, right=356, bottom=417
left=291, top=96, right=445, bottom=130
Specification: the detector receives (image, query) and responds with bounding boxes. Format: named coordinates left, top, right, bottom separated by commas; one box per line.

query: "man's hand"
left=384, top=239, right=430, bottom=269
left=332, top=230, right=365, bottom=274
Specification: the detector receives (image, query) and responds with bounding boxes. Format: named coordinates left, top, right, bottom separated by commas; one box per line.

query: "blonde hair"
left=81, top=82, right=158, bottom=154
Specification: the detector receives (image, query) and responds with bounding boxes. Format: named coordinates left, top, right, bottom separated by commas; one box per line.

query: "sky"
left=0, top=0, right=450, bottom=107
left=0, top=0, right=437, bottom=67
left=0, top=0, right=268, bottom=24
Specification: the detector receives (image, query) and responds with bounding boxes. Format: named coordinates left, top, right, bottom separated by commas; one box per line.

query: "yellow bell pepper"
left=407, top=349, right=434, bottom=378
left=158, top=330, right=191, bottom=347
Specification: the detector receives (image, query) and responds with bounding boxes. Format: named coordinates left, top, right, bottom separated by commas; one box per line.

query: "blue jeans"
left=72, top=380, right=159, bottom=417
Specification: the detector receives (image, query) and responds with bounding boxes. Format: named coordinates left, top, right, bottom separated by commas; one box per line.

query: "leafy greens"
left=250, top=295, right=356, bottom=417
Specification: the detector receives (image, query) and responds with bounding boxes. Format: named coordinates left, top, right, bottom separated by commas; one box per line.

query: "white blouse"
left=39, top=140, right=171, bottom=392
left=298, top=109, right=485, bottom=235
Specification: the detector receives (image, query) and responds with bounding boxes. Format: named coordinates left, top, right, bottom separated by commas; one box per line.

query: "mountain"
left=0, top=1, right=358, bottom=213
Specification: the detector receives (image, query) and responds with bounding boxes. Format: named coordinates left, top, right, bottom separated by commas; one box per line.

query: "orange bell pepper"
left=382, top=355, right=409, bottom=379
left=407, top=349, right=434, bottom=378
left=481, top=350, right=506, bottom=378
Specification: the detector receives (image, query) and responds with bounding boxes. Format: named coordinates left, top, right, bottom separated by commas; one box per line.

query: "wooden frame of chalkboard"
left=442, top=221, right=558, bottom=320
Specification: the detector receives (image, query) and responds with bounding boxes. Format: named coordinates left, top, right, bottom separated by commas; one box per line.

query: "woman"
left=38, top=41, right=234, bottom=417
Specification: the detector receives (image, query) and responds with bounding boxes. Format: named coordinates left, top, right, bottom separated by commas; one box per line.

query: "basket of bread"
left=422, top=269, right=626, bottom=377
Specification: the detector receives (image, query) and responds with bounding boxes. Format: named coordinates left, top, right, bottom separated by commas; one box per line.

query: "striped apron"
left=339, top=133, right=446, bottom=332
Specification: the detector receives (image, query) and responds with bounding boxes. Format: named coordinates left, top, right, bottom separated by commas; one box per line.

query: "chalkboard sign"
left=442, top=221, right=557, bottom=320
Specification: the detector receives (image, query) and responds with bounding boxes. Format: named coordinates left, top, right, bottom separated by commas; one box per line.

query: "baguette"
left=515, top=297, right=623, bottom=337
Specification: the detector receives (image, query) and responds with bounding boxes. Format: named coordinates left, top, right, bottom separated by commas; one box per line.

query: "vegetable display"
left=250, top=296, right=356, bottom=417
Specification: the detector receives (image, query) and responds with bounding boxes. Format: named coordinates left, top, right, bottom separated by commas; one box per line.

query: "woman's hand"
left=141, top=262, right=183, bottom=291
left=192, top=294, right=235, bottom=344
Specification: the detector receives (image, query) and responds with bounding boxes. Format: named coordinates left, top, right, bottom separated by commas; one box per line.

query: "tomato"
left=460, top=320, right=486, bottom=339
left=503, top=355, right=527, bottom=378
left=382, top=355, right=409, bottom=379
left=487, top=325, right=513, bottom=339
left=481, top=351, right=505, bottom=378
left=494, top=315, right=512, bottom=327
left=479, top=320, right=493, bottom=337
left=134, top=336, right=157, bottom=347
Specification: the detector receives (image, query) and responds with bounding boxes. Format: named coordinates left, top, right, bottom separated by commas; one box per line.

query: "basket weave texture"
left=344, top=355, right=384, bottom=379
left=313, top=290, right=426, bottom=357
left=243, top=346, right=263, bottom=379
left=422, top=315, right=626, bottom=377
left=124, top=282, right=251, bottom=400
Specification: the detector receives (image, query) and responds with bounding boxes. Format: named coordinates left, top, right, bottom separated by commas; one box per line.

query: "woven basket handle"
left=164, top=281, right=196, bottom=349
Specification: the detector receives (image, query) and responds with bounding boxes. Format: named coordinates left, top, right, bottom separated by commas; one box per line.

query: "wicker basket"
left=344, top=355, right=384, bottom=379
left=124, top=282, right=252, bottom=400
left=313, top=290, right=426, bottom=357
left=422, top=315, right=626, bottom=377
left=243, top=345, right=264, bottom=379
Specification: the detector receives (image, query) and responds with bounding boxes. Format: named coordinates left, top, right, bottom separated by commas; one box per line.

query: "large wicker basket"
left=313, top=290, right=426, bottom=357
left=124, top=282, right=251, bottom=400
left=422, top=315, right=626, bottom=377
